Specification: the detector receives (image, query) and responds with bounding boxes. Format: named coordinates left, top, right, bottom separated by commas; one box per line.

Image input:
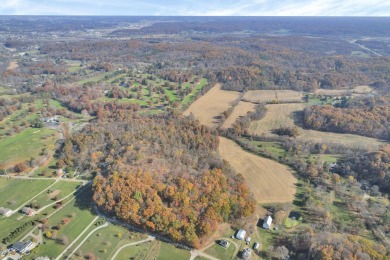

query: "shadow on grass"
left=73, top=184, right=94, bottom=212
left=293, top=182, right=306, bottom=208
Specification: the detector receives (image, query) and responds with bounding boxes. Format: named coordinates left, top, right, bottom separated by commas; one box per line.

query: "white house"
left=263, top=215, right=273, bottom=229
left=236, top=229, right=246, bottom=240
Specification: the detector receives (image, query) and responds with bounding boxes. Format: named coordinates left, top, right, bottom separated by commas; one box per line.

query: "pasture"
left=183, top=84, right=241, bottom=128
left=249, top=103, right=384, bottom=149
left=221, top=101, right=256, bottom=129
left=242, top=90, right=302, bottom=103
left=0, top=127, right=57, bottom=167
left=218, top=137, right=297, bottom=204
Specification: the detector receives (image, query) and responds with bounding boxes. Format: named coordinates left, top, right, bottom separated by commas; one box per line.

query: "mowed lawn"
left=29, top=181, right=80, bottom=208
left=0, top=127, right=57, bottom=167
left=115, top=240, right=190, bottom=260
left=77, top=224, right=147, bottom=260
left=204, top=242, right=237, bottom=260
left=0, top=178, right=55, bottom=210
left=218, top=137, right=297, bottom=204
left=36, top=188, right=96, bottom=258
left=0, top=212, right=40, bottom=244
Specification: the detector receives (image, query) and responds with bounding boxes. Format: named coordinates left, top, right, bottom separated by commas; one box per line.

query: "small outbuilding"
left=236, top=229, right=246, bottom=240
left=0, top=207, right=12, bottom=217
left=22, top=207, right=36, bottom=217
left=263, top=215, right=273, bottom=229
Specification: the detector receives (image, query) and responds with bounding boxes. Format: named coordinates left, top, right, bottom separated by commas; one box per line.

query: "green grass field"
left=157, top=242, right=191, bottom=260
left=0, top=127, right=57, bottom=167
left=204, top=242, right=236, bottom=260
left=28, top=181, right=80, bottom=207
left=181, top=78, right=208, bottom=106
left=240, top=138, right=287, bottom=159
left=0, top=178, right=55, bottom=210
left=75, top=224, right=146, bottom=260
left=115, top=240, right=155, bottom=260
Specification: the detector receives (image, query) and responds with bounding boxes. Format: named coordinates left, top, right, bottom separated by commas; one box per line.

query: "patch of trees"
left=2, top=221, right=36, bottom=244
left=340, top=146, right=390, bottom=191
left=303, top=97, right=390, bottom=141
left=59, top=108, right=255, bottom=247
left=273, top=126, right=300, bottom=137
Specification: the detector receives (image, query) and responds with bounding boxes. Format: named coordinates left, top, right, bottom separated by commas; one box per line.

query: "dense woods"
left=59, top=107, right=255, bottom=247
left=303, top=96, right=390, bottom=140
left=341, top=146, right=390, bottom=191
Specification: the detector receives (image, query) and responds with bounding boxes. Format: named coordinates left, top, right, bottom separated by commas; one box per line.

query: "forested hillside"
left=58, top=106, right=255, bottom=247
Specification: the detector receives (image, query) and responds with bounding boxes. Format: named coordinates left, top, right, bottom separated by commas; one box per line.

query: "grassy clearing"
left=204, top=242, right=236, bottom=260
left=157, top=242, right=191, bottom=260
left=258, top=227, right=276, bottom=252
left=218, top=137, right=297, bottom=204
left=238, top=138, right=287, bottom=159
left=0, top=127, right=57, bottom=167
left=0, top=178, right=55, bottom=210
left=183, top=84, right=241, bottom=128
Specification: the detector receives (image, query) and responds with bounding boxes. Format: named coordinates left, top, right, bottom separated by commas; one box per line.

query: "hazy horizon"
left=1, top=0, right=390, bottom=16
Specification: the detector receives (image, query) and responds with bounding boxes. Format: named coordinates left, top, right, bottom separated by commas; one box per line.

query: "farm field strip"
left=221, top=101, right=256, bottom=129
left=183, top=83, right=241, bottom=128
left=242, top=89, right=303, bottom=103
left=218, top=137, right=297, bottom=204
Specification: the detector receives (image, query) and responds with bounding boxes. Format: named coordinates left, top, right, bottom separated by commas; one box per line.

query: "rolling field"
left=183, top=84, right=241, bottom=128
left=315, top=88, right=350, bottom=96
left=242, top=89, right=302, bottom=103
left=249, top=103, right=384, bottom=149
left=218, top=137, right=297, bottom=204
left=221, top=101, right=256, bottom=129
left=0, top=128, right=57, bottom=167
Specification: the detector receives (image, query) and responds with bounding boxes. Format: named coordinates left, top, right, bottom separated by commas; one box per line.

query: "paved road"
left=110, top=236, right=155, bottom=260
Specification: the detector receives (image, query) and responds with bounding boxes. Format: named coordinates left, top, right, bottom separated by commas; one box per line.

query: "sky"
left=1, top=0, right=390, bottom=16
